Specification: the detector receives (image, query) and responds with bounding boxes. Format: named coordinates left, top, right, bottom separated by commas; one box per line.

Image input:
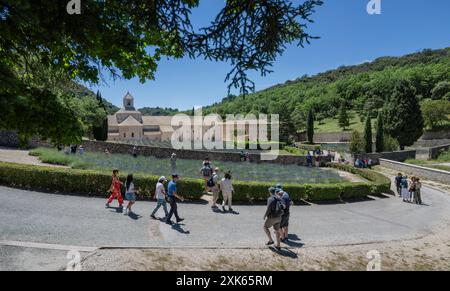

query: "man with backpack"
left=208, top=167, right=221, bottom=208
left=263, top=187, right=283, bottom=250
left=276, top=186, right=293, bottom=243
left=200, top=158, right=213, bottom=192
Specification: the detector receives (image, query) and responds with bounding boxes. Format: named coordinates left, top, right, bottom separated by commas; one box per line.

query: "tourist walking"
left=166, top=174, right=185, bottom=225
left=409, top=176, right=417, bottom=203
left=79, top=145, right=85, bottom=155
left=151, top=176, right=169, bottom=220
left=306, top=152, right=313, bottom=167
left=395, top=173, right=403, bottom=197
left=106, top=169, right=124, bottom=209
left=200, top=158, right=213, bottom=192
left=414, top=177, right=423, bottom=205
left=170, top=153, right=177, bottom=175
left=401, top=175, right=410, bottom=202
left=263, top=187, right=283, bottom=250
left=221, top=171, right=235, bottom=212
left=276, top=186, right=292, bottom=242
left=124, top=174, right=137, bottom=215
left=208, top=167, right=221, bottom=208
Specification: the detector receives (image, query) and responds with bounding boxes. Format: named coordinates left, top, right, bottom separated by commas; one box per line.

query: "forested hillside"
left=203, top=47, right=450, bottom=133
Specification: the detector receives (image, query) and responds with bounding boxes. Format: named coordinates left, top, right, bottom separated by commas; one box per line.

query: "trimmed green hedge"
left=0, top=161, right=391, bottom=202
left=327, top=163, right=391, bottom=195
left=0, top=162, right=204, bottom=200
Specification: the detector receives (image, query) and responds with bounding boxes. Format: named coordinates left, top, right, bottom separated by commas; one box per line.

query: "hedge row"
left=1, top=160, right=391, bottom=202
left=0, top=162, right=204, bottom=200
left=327, top=163, right=392, bottom=195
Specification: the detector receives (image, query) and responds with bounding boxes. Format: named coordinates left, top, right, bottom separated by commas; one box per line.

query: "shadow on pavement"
left=127, top=212, right=142, bottom=220
left=268, top=246, right=298, bottom=259
left=171, top=223, right=190, bottom=235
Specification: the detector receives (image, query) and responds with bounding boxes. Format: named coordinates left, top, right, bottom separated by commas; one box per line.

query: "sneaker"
left=222, top=206, right=226, bottom=212
left=150, top=214, right=157, bottom=220
left=229, top=208, right=234, bottom=212
left=266, top=241, right=274, bottom=246
left=275, top=246, right=282, bottom=251
left=105, top=203, right=110, bottom=208
left=176, top=218, right=185, bottom=223
left=166, top=220, right=174, bottom=225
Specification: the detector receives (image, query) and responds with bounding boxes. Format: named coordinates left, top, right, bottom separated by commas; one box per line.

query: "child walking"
left=106, top=169, right=124, bottom=209
left=124, top=174, right=137, bottom=215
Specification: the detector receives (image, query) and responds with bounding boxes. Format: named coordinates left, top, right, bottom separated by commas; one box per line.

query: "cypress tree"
left=363, top=113, right=372, bottom=153
left=307, top=108, right=314, bottom=144
left=338, top=103, right=350, bottom=131
left=375, top=111, right=384, bottom=153
left=93, top=91, right=108, bottom=141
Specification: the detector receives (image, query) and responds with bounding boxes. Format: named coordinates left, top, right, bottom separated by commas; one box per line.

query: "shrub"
left=328, top=163, right=391, bottom=194
left=0, top=162, right=204, bottom=200
left=0, top=161, right=390, bottom=202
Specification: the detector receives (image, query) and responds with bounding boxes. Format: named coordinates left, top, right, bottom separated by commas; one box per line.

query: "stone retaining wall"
left=77, top=140, right=332, bottom=166
left=379, top=159, right=450, bottom=185
left=353, top=150, right=417, bottom=165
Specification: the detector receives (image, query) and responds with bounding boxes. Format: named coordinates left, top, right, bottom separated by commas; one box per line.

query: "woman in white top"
left=125, top=174, right=137, bottom=215
left=220, top=171, right=235, bottom=212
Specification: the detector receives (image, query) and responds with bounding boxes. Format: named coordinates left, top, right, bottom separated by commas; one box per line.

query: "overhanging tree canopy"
left=0, top=0, right=323, bottom=94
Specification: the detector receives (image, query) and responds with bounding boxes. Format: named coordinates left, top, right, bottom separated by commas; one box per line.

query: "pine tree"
left=307, top=108, right=314, bottom=144
left=375, top=111, right=384, bottom=153
left=93, top=91, right=108, bottom=141
left=338, top=103, right=350, bottom=131
left=384, top=79, right=424, bottom=150
left=363, top=113, right=373, bottom=153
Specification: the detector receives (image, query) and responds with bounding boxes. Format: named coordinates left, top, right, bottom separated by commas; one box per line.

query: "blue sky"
left=88, top=0, right=450, bottom=110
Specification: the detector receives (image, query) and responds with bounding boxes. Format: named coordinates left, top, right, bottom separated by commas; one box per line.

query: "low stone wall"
left=0, top=131, right=43, bottom=148
left=80, top=140, right=331, bottom=166
left=411, top=139, right=450, bottom=148
left=415, top=144, right=450, bottom=160
left=421, top=130, right=450, bottom=140
left=353, top=150, right=416, bottom=165
left=379, top=159, right=450, bottom=185
left=297, top=132, right=353, bottom=143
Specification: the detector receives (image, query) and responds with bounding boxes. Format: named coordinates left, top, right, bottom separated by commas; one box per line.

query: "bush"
left=0, top=161, right=391, bottom=202
left=0, top=162, right=204, bottom=200
left=328, top=163, right=391, bottom=194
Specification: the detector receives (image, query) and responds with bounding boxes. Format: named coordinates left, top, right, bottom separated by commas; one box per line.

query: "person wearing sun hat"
left=151, top=176, right=169, bottom=220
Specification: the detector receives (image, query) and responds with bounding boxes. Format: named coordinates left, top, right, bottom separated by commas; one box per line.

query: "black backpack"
left=207, top=175, right=216, bottom=187
left=271, top=197, right=284, bottom=217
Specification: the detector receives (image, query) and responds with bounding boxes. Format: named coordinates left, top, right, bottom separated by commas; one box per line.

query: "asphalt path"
left=1, top=184, right=450, bottom=270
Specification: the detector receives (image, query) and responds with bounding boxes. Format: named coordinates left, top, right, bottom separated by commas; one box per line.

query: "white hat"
left=159, top=176, right=167, bottom=182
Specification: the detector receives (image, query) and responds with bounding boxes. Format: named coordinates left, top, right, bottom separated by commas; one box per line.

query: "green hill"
left=202, top=47, right=450, bottom=136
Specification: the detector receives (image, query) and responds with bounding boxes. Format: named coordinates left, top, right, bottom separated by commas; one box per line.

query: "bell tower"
left=123, top=92, right=135, bottom=111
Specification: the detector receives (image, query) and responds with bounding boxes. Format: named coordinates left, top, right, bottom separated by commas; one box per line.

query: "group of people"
left=354, top=158, right=373, bottom=169
left=62, top=144, right=85, bottom=155
left=105, top=169, right=185, bottom=224
left=395, top=173, right=423, bottom=204
left=104, top=155, right=297, bottom=248
left=200, top=158, right=235, bottom=211
left=306, top=151, right=321, bottom=167
left=263, top=184, right=292, bottom=250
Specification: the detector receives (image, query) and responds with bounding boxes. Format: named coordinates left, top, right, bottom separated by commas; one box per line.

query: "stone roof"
left=118, top=115, right=143, bottom=127
left=108, top=115, right=118, bottom=126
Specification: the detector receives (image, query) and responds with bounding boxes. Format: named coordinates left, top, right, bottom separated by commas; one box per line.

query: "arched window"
left=124, top=133, right=126, bottom=138
left=132, top=132, right=135, bottom=138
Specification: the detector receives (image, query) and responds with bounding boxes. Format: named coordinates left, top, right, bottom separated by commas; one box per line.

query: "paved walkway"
left=1, top=184, right=450, bottom=250
left=0, top=147, right=64, bottom=167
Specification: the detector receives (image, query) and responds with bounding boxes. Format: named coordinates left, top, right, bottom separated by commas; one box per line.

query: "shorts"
left=264, top=216, right=281, bottom=231
left=125, top=192, right=136, bottom=202
left=280, top=213, right=290, bottom=228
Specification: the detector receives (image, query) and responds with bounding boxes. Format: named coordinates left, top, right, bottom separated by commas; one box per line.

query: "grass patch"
left=315, top=110, right=376, bottom=133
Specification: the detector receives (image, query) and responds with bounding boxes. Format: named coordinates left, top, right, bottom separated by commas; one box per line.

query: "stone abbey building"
left=107, top=92, right=175, bottom=142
